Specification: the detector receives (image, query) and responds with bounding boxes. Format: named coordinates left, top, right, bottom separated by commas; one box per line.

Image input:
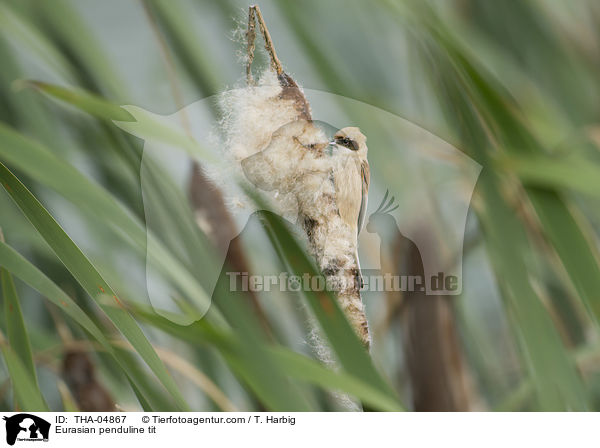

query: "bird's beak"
left=327, top=141, right=339, bottom=154
left=328, top=141, right=352, bottom=153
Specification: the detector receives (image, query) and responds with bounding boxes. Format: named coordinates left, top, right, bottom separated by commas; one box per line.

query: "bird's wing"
left=357, top=160, right=370, bottom=237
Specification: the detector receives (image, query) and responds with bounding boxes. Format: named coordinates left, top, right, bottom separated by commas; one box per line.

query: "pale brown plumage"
left=332, top=127, right=370, bottom=239
left=331, top=127, right=369, bottom=285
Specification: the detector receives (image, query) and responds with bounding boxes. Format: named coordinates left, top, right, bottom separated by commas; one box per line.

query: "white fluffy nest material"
left=217, top=69, right=370, bottom=348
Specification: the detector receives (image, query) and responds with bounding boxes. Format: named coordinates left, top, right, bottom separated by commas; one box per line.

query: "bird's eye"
left=335, top=136, right=359, bottom=151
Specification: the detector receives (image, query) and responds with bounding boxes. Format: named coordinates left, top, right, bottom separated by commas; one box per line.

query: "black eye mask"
left=335, top=136, right=359, bottom=151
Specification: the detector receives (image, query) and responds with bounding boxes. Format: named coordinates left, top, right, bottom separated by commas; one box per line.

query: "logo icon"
left=3, top=414, right=50, bottom=445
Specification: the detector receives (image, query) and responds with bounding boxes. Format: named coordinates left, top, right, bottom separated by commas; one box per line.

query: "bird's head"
left=332, top=127, right=368, bottom=158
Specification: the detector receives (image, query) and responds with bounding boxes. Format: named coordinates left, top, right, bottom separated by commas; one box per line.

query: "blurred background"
left=1, top=0, right=600, bottom=412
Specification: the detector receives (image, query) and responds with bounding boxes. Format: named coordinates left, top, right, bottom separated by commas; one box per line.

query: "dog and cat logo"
left=2, top=414, right=50, bottom=445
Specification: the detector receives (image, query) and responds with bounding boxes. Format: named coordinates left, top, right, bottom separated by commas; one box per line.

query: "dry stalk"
left=248, top=5, right=284, bottom=77
left=246, top=6, right=257, bottom=84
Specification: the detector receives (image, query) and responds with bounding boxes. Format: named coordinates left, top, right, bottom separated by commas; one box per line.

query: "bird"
left=330, top=126, right=370, bottom=287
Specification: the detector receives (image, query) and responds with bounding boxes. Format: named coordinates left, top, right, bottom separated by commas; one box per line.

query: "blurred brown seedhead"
left=62, top=350, right=115, bottom=412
